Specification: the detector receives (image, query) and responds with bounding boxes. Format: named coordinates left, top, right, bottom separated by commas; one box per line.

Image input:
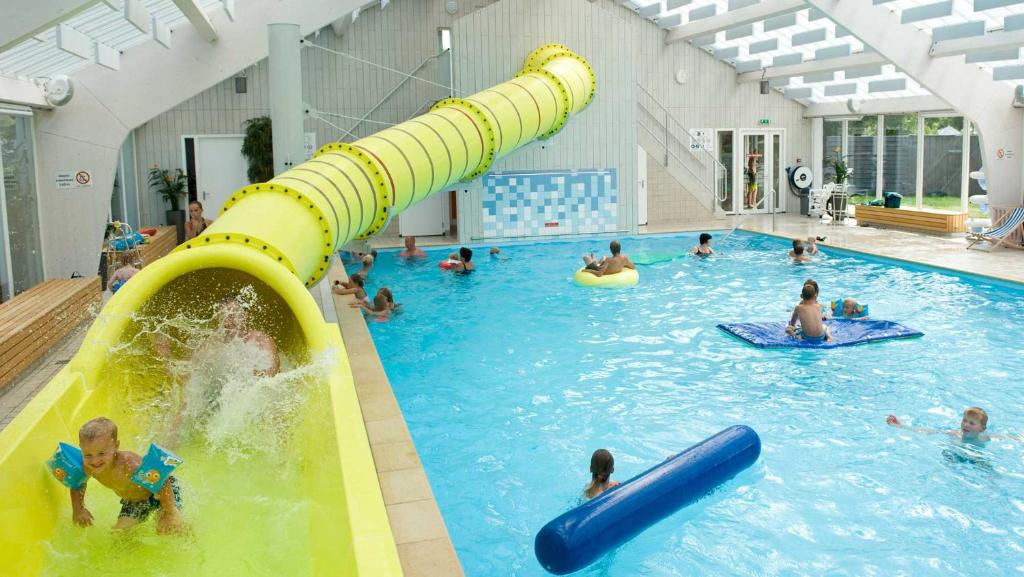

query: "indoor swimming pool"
left=360, top=231, right=1024, bottom=576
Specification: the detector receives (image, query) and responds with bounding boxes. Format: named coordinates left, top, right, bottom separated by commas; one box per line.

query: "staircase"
left=637, top=84, right=727, bottom=217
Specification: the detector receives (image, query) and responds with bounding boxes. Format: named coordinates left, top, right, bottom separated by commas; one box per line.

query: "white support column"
left=805, top=0, right=1024, bottom=208
left=916, top=114, right=924, bottom=208
left=811, top=117, right=823, bottom=189
left=268, top=23, right=305, bottom=177
left=876, top=115, right=884, bottom=199
left=961, top=121, right=971, bottom=213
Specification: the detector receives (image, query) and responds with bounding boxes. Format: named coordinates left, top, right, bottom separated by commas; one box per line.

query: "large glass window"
left=883, top=114, right=918, bottom=200
left=846, top=116, right=877, bottom=204
left=822, top=120, right=842, bottom=184
left=0, top=112, right=44, bottom=299
left=922, top=116, right=964, bottom=213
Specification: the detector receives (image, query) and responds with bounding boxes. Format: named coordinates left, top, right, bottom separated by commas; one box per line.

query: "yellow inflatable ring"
left=573, top=267, right=639, bottom=288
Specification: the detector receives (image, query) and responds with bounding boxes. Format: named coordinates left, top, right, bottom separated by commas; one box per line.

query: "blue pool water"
left=356, top=232, right=1024, bottom=577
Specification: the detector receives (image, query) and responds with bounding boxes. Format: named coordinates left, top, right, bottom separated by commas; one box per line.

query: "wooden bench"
left=854, top=205, right=968, bottom=233
left=0, top=277, right=101, bottom=391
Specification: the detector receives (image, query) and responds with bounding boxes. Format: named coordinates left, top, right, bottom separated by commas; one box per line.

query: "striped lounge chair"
left=967, top=206, right=1024, bottom=251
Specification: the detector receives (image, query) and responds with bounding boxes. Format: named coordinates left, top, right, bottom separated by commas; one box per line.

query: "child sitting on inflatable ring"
left=584, top=449, right=620, bottom=500
left=786, top=283, right=831, bottom=342
left=349, top=287, right=400, bottom=318
left=66, top=417, right=186, bottom=534
left=333, top=273, right=369, bottom=305
left=581, top=240, right=634, bottom=277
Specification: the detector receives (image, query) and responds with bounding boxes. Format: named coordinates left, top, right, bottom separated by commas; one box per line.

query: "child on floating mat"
left=48, top=417, right=185, bottom=534
left=786, top=283, right=831, bottom=343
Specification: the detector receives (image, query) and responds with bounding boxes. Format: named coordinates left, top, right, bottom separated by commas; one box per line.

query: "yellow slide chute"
left=0, top=45, right=594, bottom=576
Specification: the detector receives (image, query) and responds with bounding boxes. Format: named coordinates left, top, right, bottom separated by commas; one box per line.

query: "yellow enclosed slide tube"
left=0, top=44, right=594, bottom=576
left=204, top=43, right=594, bottom=286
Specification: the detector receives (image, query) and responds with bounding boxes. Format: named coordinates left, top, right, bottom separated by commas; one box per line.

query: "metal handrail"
left=345, top=48, right=449, bottom=139
left=637, top=83, right=728, bottom=204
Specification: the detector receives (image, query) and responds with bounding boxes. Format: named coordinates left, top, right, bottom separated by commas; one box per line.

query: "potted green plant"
left=241, top=116, right=274, bottom=183
left=148, top=165, right=188, bottom=243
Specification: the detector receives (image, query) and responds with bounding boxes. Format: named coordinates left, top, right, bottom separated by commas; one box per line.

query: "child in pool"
left=835, top=297, right=869, bottom=320
left=584, top=449, right=620, bottom=499
left=68, top=418, right=185, bottom=534
left=786, top=283, right=831, bottom=342
left=886, top=407, right=1021, bottom=444
left=349, top=287, right=399, bottom=318
left=805, top=236, right=820, bottom=256
left=691, top=233, right=714, bottom=256
left=333, top=273, right=369, bottom=305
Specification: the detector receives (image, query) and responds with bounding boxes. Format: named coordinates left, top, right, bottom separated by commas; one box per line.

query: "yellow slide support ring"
left=516, top=67, right=573, bottom=139
left=313, top=142, right=395, bottom=240
left=216, top=182, right=335, bottom=287
left=431, top=97, right=500, bottom=180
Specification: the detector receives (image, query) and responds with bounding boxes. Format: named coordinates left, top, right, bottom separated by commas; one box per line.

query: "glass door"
left=0, top=111, right=44, bottom=299
left=738, top=132, right=770, bottom=214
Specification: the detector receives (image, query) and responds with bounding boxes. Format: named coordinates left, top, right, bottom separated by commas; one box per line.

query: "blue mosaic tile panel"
left=481, top=169, right=618, bottom=238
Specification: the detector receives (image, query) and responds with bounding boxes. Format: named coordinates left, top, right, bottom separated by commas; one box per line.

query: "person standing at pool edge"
left=582, top=240, right=634, bottom=277
left=584, top=449, right=620, bottom=499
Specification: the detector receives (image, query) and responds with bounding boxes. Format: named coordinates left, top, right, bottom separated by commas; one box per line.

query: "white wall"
left=451, top=0, right=810, bottom=240
left=135, top=0, right=495, bottom=229
left=30, top=0, right=368, bottom=280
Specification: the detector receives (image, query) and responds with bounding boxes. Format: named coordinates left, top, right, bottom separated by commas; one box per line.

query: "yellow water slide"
left=0, top=45, right=594, bottom=576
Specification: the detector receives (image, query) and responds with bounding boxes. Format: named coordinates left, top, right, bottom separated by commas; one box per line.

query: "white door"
left=399, top=192, right=446, bottom=237
left=637, top=146, right=648, bottom=226
left=194, top=136, right=249, bottom=216
left=736, top=131, right=784, bottom=214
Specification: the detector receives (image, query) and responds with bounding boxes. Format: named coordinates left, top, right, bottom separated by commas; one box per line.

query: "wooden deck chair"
left=966, top=206, right=1024, bottom=250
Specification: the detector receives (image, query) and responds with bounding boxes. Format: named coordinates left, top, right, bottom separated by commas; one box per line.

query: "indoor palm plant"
left=149, top=165, right=188, bottom=242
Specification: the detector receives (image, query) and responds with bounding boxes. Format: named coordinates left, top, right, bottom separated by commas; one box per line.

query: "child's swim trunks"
left=118, top=475, right=182, bottom=520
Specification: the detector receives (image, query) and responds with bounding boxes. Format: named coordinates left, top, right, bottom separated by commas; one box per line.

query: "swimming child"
left=786, top=283, right=831, bottom=342
left=489, top=247, right=501, bottom=256
left=886, top=407, right=1021, bottom=444
left=805, top=236, right=820, bottom=256
left=349, top=287, right=400, bottom=318
left=68, top=417, right=185, bottom=534
left=584, top=449, right=620, bottom=499
left=791, top=245, right=811, bottom=263
left=333, top=273, right=369, bottom=305
left=834, top=297, right=869, bottom=320
left=691, top=233, right=714, bottom=256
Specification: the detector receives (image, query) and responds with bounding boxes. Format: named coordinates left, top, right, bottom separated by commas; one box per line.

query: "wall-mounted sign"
left=758, top=118, right=771, bottom=125
left=56, top=170, right=93, bottom=189
left=688, top=129, right=713, bottom=151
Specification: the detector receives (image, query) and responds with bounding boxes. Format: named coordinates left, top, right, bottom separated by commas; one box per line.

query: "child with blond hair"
left=66, top=417, right=185, bottom=534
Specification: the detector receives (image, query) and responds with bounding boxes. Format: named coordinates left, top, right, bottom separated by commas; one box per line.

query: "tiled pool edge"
left=739, top=227, right=1024, bottom=288
left=328, top=261, right=465, bottom=577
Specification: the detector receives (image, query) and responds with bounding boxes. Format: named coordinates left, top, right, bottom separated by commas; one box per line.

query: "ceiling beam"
left=665, top=0, right=806, bottom=44
left=0, top=74, right=50, bottom=108
left=930, top=28, right=1024, bottom=57
left=0, top=0, right=99, bottom=52
left=802, top=94, right=951, bottom=117
left=737, top=52, right=887, bottom=82
left=171, top=0, right=218, bottom=42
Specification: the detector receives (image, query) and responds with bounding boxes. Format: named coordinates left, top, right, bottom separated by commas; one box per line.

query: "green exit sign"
left=758, top=118, right=771, bottom=125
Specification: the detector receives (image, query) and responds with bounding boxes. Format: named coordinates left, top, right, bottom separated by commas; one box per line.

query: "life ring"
left=573, top=267, right=639, bottom=288
left=439, top=260, right=457, bottom=270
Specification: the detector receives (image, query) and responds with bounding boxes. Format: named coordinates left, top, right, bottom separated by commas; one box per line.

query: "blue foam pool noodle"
left=534, top=425, right=761, bottom=575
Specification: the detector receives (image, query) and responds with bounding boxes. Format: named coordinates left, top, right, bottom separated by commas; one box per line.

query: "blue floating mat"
left=717, top=319, right=923, bottom=349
